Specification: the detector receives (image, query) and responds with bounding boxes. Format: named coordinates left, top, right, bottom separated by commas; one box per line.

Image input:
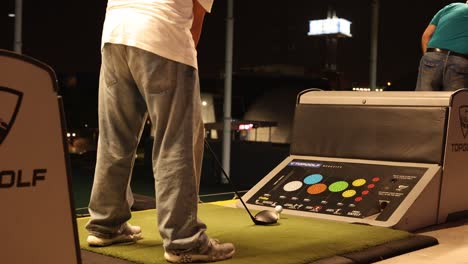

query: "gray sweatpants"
left=85, top=44, right=208, bottom=252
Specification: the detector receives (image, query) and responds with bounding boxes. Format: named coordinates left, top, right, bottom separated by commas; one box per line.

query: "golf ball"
left=275, top=205, right=283, bottom=213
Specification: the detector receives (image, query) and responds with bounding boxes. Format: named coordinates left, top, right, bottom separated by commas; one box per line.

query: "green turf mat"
left=76, top=203, right=417, bottom=264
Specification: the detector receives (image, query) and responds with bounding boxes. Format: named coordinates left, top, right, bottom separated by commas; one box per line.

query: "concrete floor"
left=378, top=217, right=468, bottom=264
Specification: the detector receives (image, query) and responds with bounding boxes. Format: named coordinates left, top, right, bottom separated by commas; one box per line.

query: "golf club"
left=204, top=138, right=278, bottom=225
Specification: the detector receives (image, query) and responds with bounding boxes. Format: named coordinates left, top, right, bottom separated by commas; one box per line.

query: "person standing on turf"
left=85, top=0, right=236, bottom=262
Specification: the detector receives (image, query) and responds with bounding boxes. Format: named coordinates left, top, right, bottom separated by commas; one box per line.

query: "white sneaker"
left=87, top=223, right=142, bottom=247
left=164, top=238, right=235, bottom=263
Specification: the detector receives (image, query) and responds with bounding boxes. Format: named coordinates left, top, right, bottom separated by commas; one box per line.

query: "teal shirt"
left=428, top=3, right=468, bottom=55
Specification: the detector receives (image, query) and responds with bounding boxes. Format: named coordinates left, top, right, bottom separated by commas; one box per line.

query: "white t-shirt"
left=101, top=0, right=213, bottom=69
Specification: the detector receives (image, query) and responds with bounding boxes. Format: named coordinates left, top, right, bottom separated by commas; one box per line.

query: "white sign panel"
left=0, top=50, right=80, bottom=263
left=308, top=18, right=352, bottom=37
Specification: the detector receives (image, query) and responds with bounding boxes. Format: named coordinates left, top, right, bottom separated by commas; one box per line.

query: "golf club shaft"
left=204, top=139, right=258, bottom=223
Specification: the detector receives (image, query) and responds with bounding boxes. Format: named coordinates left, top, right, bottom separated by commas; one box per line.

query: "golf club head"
left=253, top=210, right=279, bottom=225
left=203, top=139, right=280, bottom=226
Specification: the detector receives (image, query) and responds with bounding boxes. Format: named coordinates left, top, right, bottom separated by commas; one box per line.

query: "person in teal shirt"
left=416, top=1, right=468, bottom=91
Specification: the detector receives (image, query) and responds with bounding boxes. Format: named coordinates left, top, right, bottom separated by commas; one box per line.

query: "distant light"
left=67, top=133, right=71, bottom=137
left=202, top=101, right=207, bottom=106
left=238, top=124, right=254, bottom=130
left=308, top=18, right=352, bottom=37
left=387, top=81, right=392, bottom=86
left=352, top=87, right=377, bottom=92
left=72, top=133, right=76, bottom=137
left=8, top=14, right=15, bottom=18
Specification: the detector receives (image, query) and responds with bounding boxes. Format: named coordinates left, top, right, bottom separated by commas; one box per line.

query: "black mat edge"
left=81, top=231, right=438, bottom=264
left=310, top=234, right=438, bottom=264
left=307, top=256, right=355, bottom=264
left=81, top=250, right=135, bottom=264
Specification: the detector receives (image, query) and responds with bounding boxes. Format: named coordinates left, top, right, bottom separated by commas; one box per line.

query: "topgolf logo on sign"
left=459, top=105, right=468, bottom=139
left=0, top=87, right=23, bottom=145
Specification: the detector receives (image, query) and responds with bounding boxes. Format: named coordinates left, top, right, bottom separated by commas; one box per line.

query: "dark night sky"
left=0, top=0, right=459, bottom=87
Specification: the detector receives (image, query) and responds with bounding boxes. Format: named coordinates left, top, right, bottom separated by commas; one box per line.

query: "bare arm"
left=421, top=24, right=436, bottom=53
left=191, top=0, right=206, bottom=47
